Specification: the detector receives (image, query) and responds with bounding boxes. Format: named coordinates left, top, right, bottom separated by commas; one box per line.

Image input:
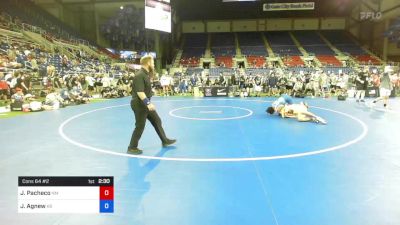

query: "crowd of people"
left=1, top=14, right=399, bottom=114
left=2, top=41, right=399, bottom=113
left=152, top=67, right=400, bottom=99
left=0, top=35, right=135, bottom=112
left=0, top=68, right=136, bottom=112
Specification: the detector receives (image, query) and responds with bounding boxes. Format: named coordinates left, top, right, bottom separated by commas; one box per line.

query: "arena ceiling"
left=33, top=0, right=144, bottom=17
left=33, top=0, right=359, bottom=19
left=33, top=0, right=138, bottom=3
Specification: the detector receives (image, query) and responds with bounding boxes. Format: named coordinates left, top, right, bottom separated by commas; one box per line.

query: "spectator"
left=0, top=73, right=9, bottom=100
left=355, top=68, right=369, bottom=103
left=42, top=88, right=64, bottom=110
left=10, top=87, right=24, bottom=111
left=85, top=74, right=96, bottom=96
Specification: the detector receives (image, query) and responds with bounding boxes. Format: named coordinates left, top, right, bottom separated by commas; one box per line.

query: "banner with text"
left=204, top=87, right=229, bottom=97
left=263, top=2, right=315, bottom=11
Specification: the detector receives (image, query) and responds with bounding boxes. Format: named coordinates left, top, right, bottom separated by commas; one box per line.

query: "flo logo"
left=360, top=12, right=382, bottom=21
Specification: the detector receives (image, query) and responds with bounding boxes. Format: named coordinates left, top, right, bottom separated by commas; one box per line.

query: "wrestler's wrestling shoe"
left=162, top=139, right=177, bottom=147
left=127, top=148, right=143, bottom=155
left=314, top=116, right=327, bottom=125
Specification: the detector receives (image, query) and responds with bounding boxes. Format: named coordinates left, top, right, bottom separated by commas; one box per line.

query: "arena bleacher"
left=0, top=0, right=397, bottom=113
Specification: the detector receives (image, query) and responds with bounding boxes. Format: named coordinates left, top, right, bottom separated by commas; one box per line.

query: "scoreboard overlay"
left=18, top=176, right=114, bottom=213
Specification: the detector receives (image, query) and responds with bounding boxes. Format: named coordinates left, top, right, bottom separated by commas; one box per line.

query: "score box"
left=99, top=186, right=114, bottom=213
left=18, top=176, right=114, bottom=214
left=100, top=186, right=114, bottom=200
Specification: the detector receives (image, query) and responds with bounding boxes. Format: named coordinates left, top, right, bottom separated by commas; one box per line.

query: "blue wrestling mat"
left=1, top=97, right=399, bottom=225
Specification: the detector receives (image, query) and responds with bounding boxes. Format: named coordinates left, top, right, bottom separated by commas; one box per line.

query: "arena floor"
left=1, top=96, right=400, bottom=225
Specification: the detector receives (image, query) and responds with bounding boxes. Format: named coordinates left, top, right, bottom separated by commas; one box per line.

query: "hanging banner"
left=263, top=2, right=315, bottom=11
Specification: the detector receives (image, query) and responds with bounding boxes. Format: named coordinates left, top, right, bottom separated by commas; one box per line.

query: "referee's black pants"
left=128, top=99, right=168, bottom=149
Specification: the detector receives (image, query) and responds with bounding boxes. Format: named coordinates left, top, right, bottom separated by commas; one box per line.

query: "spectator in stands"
left=292, top=77, right=304, bottom=97
left=238, top=74, right=245, bottom=91
left=277, top=74, right=288, bottom=95
left=85, top=74, right=95, bottom=96
left=150, top=73, right=162, bottom=95
left=42, top=74, right=51, bottom=90
left=268, top=72, right=278, bottom=96
left=370, top=67, right=395, bottom=109
left=319, top=72, right=330, bottom=98
left=62, top=55, right=69, bottom=69
left=355, top=68, right=369, bottom=103
left=329, top=73, right=339, bottom=95
left=160, top=73, right=170, bottom=96
left=204, top=75, right=212, bottom=87
left=28, top=55, right=38, bottom=71
left=254, top=75, right=262, bottom=97
left=4, top=53, right=22, bottom=69
left=23, top=73, right=32, bottom=93
left=371, top=70, right=381, bottom=89
left=47, top=64, right=56, bottom=77
left=59, top=89, right=71, bottom=104
left=229, top=73, right=236, bottom=87
left=304, top=76, right=315, bottom=97
left=66, top=74, right=77, bottom=90
left=7, top=46, right=16, bottom=61
left=0, top=56, right=7, bottom=70
left=0, top=73, right=9, bottom=100
left=51, top=73, right=62, bottom=89
left=337, top=73, right=349, bottom=95
left=169, top=75, right=176, bottom=95
left=10, top=87, right=24, bottom=111
left=190, top=74, right=198, bottom=87
left=43, top=88, right=65, bottom=110
left=178, top=77, right=188, bottom=95
left=10, top=71, right=29, bottom=94
left=244, top=75, right=253, bottom=97
left=4, top=72, right=12, bottom=86
left=286, top=73, right=296, bottom=93
left=117, top=73, right=131, bottom=96
left=70, top=83, right=89, bottom=104
left=78, top=74, right=86, bottom=90
left=37, top=57, right=47, bottom=77
left=311, top=72, right=321, bottom=97
left=94, top=74, right=103, bottom=94
left=15, top=50, right=26, bottom=66
left=393, top=72, right=400, bottom=94
left=100, top=74, right=112, bottom=96
left=218, top=73, right=226, bottom=87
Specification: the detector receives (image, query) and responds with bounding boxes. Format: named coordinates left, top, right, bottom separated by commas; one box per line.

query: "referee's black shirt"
left=131, top=68, right=153, bottom=100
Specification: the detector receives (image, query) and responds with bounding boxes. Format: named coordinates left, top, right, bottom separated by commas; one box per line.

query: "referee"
left=127, top=55, right=176, bottom=155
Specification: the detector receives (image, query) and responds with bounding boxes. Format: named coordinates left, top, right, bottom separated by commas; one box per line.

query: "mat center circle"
left=168, top=106, right=253, bottom=121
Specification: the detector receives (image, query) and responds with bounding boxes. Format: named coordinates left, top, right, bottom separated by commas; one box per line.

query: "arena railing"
left=0, top=34, right=11, bottom=44
left=20, top=21, right=93, bottom=51
left=21, top=23, right=41, bottom=34
left=0, top=48, right=7, bottom=55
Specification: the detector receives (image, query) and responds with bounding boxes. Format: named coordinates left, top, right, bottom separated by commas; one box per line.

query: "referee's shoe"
left=162, top=139, right=177, bottom=147
left=127, top=148, right=143, bottom=155
left=127, top=139, right=176, bottom=155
